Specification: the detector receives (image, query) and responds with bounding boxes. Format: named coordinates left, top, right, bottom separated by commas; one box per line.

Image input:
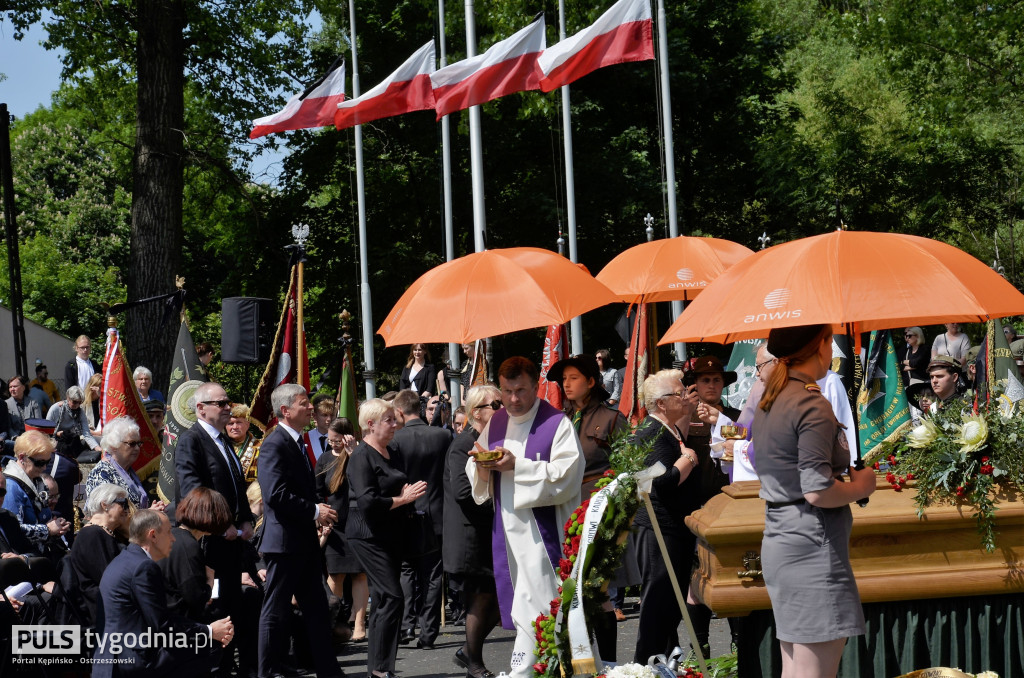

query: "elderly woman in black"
left=631, top=368, right=703, bottom=665
left=754, top=324, right=875, bottom=677
left=346, top=398, right=426, bottom=678
left=443, top=384, right=502, bottom=678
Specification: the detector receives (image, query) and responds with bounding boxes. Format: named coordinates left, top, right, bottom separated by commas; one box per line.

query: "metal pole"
left=465, top=0, right=486, bottom=253
left=349, top=0, right=376, bottom=399
left=655, top=0, right=685, bottom=362
left=439, top=0, right=461, bottom=403
left=559, top=0, right=583, bottom=356
left=0, top=104, right=28, bottom=379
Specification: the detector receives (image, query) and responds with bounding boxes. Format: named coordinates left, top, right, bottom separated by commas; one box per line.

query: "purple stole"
left=488, top=399, right=565, bottom=630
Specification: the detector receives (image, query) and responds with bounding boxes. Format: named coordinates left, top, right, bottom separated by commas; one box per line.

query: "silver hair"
left=66, top=385, right=85, bottom=401
left=271, top=383, right=307, bottom=418
left=642, top=369, right=685, bottom=411
left=85, top=483, right=128, bottom=518
left=133, top=365, right=153, bottom=381
left=101, top=416, right=141, bottom=453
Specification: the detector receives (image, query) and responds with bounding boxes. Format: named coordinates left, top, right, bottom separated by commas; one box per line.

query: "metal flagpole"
left=464, top=0, right=486, bottom=253
left=439, top=0, right=462, bottom=403
left=349, top=0, right=376, bottom=399
left=655, top=0, right=685, bottom=363
left=558, top=0, right=583, bottom=356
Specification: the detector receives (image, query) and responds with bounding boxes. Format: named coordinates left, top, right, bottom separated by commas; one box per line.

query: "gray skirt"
left=761, top=502, right=865, bottom=643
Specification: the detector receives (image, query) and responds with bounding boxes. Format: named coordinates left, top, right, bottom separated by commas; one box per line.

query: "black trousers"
left=632, top=524, right=696, bottom=664
left=258, top=551, right=340, bottom=678
left=349, top=537, right=404, bottom=673
left=400, top=547, right=443, bottom=643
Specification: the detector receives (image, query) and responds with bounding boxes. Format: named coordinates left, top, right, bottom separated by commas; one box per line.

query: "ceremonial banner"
left=618, top=303, right=648, bottom=424
left=250, top=59, right=346, bottom=138
left=536, top=324, right=568, bottom=409
left=157, top=321, right=209, bottom=503
left=430, top=17, right=545, bottom=119
left=537, top=0, right=654, bottom=92
left=832, top=334, right=862, bottom=406
left=856, top=330, right=912, bottom=460
left=334, top=42, right=435, bottom=130
left=249, top=265, right=309, bottom=430
left=336, top=349, right=360, bottom=425
left=722, top=338, right=760, bottom=409
left=101, top=327, right=162, bottom=478
left=980, top=317, right=1024, bottom=405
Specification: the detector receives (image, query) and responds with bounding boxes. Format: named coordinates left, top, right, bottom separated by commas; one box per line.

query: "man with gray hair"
left=93, top=509, right=233, bottom=676
left=174, top=381, right=253, bottom=674
left=257, top=383, right=342, bottom=678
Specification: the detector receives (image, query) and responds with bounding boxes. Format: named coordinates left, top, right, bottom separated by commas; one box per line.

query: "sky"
left=0, top=17, right=291, bottom=183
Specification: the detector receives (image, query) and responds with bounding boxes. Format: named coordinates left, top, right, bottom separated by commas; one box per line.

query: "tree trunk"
left=127, top=0, right=185, bottom=392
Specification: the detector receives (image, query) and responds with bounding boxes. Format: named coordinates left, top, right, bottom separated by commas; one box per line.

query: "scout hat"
left=686, top=355, right=737, bottom=387
left=927, top=355, right=961, bottom=373
left=546, top=355, right=610, bottom=402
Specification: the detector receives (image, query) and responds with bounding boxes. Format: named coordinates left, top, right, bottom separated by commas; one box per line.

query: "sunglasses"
left=200, top=399, right=232, bottom=408
left=30, top=457, right=50, bottom=469
left=111, top=497, right=131, bottom=509
left=124, top=440, right=144, bottom=449
left=476, top=400, right=502, bottom=411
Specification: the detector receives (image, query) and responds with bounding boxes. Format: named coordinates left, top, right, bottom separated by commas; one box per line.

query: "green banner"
left=857, top=330, right=912, bottom=461
left=985, top=317, right=1023, bottom=402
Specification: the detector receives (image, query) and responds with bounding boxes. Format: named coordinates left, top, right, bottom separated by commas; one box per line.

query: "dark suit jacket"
left=256, top=426, right=319, bottom=555
left=399, top=364, right=438, bottom=395
left=175, top=422, right=253, bottom=526
left=390, top=417, right=452, bottom=536
left=64, top=358, right=100, bottom=394
left=0, top=507, right=33, bottom=555
left=442, top=428, right=492, bottom=575
left=94, top=543, right=210, bottom=677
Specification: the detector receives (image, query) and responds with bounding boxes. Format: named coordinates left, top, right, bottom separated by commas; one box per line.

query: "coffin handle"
left=736, top=550, right=763, bottom=580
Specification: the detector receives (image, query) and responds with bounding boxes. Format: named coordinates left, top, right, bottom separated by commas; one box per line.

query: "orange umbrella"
left=378, top=247, right=619, bottom=346
left=660, top=230, right=1024, bottom=344
left=596, top=235, right=755, bottom=302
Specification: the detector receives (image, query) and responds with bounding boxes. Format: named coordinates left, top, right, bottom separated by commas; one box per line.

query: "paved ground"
left=329, top=598, right=732, bottom=677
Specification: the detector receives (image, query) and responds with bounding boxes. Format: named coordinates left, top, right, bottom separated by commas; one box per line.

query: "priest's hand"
left=488, top=449, right=516, bottom=473
left=696, top=401, right=719, bottom=425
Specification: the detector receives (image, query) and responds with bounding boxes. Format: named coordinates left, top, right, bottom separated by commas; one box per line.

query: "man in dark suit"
left=391, top=390, right=452, bottom=648
left=93, top=509, right=232, bottom=677
left=64, top=335, right=101, bottom=393
left=257, top=383, right=342, bottom=678
left=174, top=381, right=254, bottom=674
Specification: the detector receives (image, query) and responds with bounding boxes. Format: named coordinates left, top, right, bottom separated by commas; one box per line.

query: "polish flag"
left=334, top=42, right=436, bottom=130
left=538, top=0, right=654, bottom=93
left=250, top=60, right=346, bottom=139
left=430, top=17, right=546, bottom=120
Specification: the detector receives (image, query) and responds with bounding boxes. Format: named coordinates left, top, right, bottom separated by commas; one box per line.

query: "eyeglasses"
left=76, top=345, right=90, bottom=351
left=124, top=440, right=143, bottom=448
left=755, top=358, right=776, bottom=374
left=30, top=457, right=50, bottom=468
left=660, top=391, right=685, bottom=399
left=200, top=399, right=232, bottom=408
left=476, top=400, right=502, bottom=411
left=111, top=498, right=130, bottom=509
left=327, top=438, right=347, bottom=447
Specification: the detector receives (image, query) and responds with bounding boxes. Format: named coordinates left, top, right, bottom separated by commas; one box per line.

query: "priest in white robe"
left=467, top=356, right=584, bottom=678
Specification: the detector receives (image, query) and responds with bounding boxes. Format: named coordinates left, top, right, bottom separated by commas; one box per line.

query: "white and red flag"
left=430, top=16, right=546, bottom=119
left=334, top=42, right=436, bottom=130
left=538, top=0, right=654, bottom=93
left=249, top=59, right=346, bottom=139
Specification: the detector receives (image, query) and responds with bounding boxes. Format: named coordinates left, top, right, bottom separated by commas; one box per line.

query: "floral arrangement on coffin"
left=533, top=429, right=652, bottom=678
left=878, top=387, right=1024, bottom=552
left=591, top=663, right=703, bottom=678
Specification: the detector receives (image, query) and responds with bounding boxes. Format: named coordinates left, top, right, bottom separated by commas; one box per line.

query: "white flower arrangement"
left=600, top=664, right=657, bottom=678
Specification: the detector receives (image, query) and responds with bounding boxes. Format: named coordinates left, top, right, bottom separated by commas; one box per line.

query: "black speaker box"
left=221, top=297, right=276, bottom=364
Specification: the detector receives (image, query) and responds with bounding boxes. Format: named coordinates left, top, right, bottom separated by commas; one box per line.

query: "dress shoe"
left=453, top=648, right=469, bottom=669
left=399, top=628, right=416, bottom=645
left=416, top=639, right=434, bottom=650
left=613, top=607, right=627, bottom=622
left=466, top=670, right=496, bottom=678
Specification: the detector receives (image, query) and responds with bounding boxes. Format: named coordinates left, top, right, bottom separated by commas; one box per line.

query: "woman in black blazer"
left=442, top=385, right=503, bottom=678
left=398, top=344, right=438, bottom=398
left=346, top=399, right=427, bottom=678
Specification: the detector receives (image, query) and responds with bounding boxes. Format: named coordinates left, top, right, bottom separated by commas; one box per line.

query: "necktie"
left=319, top=436, right=327, bottom=456
left=219, top=434, right=245, bottom=486
left=571, top=409, right=583, bottom=433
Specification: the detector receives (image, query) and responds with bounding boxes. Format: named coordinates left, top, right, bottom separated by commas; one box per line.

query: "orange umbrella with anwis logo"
left=596, top=235, right=755, bottom=303
left=659, top=230, right=1024, bottom=345
left=377, top=247, right=619, bottom=346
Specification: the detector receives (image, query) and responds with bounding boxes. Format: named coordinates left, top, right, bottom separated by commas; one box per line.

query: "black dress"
left=159, top=527, right=212, bottom=621
left=314, top=450, right=361, bottom=574
left=442, top=428, right=493, bottom=577
left=58, top=523, right=125, bottom=627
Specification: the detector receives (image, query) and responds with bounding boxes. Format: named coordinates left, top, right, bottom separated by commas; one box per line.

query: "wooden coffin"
left=684, top=477, right=1024, bottom=617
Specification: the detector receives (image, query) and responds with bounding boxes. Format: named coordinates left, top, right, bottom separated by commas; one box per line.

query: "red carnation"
left=550, top=599, right=560, bottom=615
left=533, top=663, right=547, bottom=674
left=980, top=464, right=993, bottom=475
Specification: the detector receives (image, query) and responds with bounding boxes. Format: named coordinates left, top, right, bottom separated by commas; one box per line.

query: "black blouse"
left=159, top=527, right=211, bottom=621
left=633, top=422, right=703, bottom=535
left=345, top=442, right=411, bottom=543
left=314, top=451, right=350, bottom=528
left=60, top=524, right=125, bottom=627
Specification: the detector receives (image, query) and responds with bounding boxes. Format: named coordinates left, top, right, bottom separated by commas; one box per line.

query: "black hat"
left=685, top=355, right=737, bottom=387
left=546, top=355, right=610, bottom=402
left=143, top=399, right=166, bottom=414
left=905, top=378, right=935, bottom=411
left=767, top=324, right=830, bottom=359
